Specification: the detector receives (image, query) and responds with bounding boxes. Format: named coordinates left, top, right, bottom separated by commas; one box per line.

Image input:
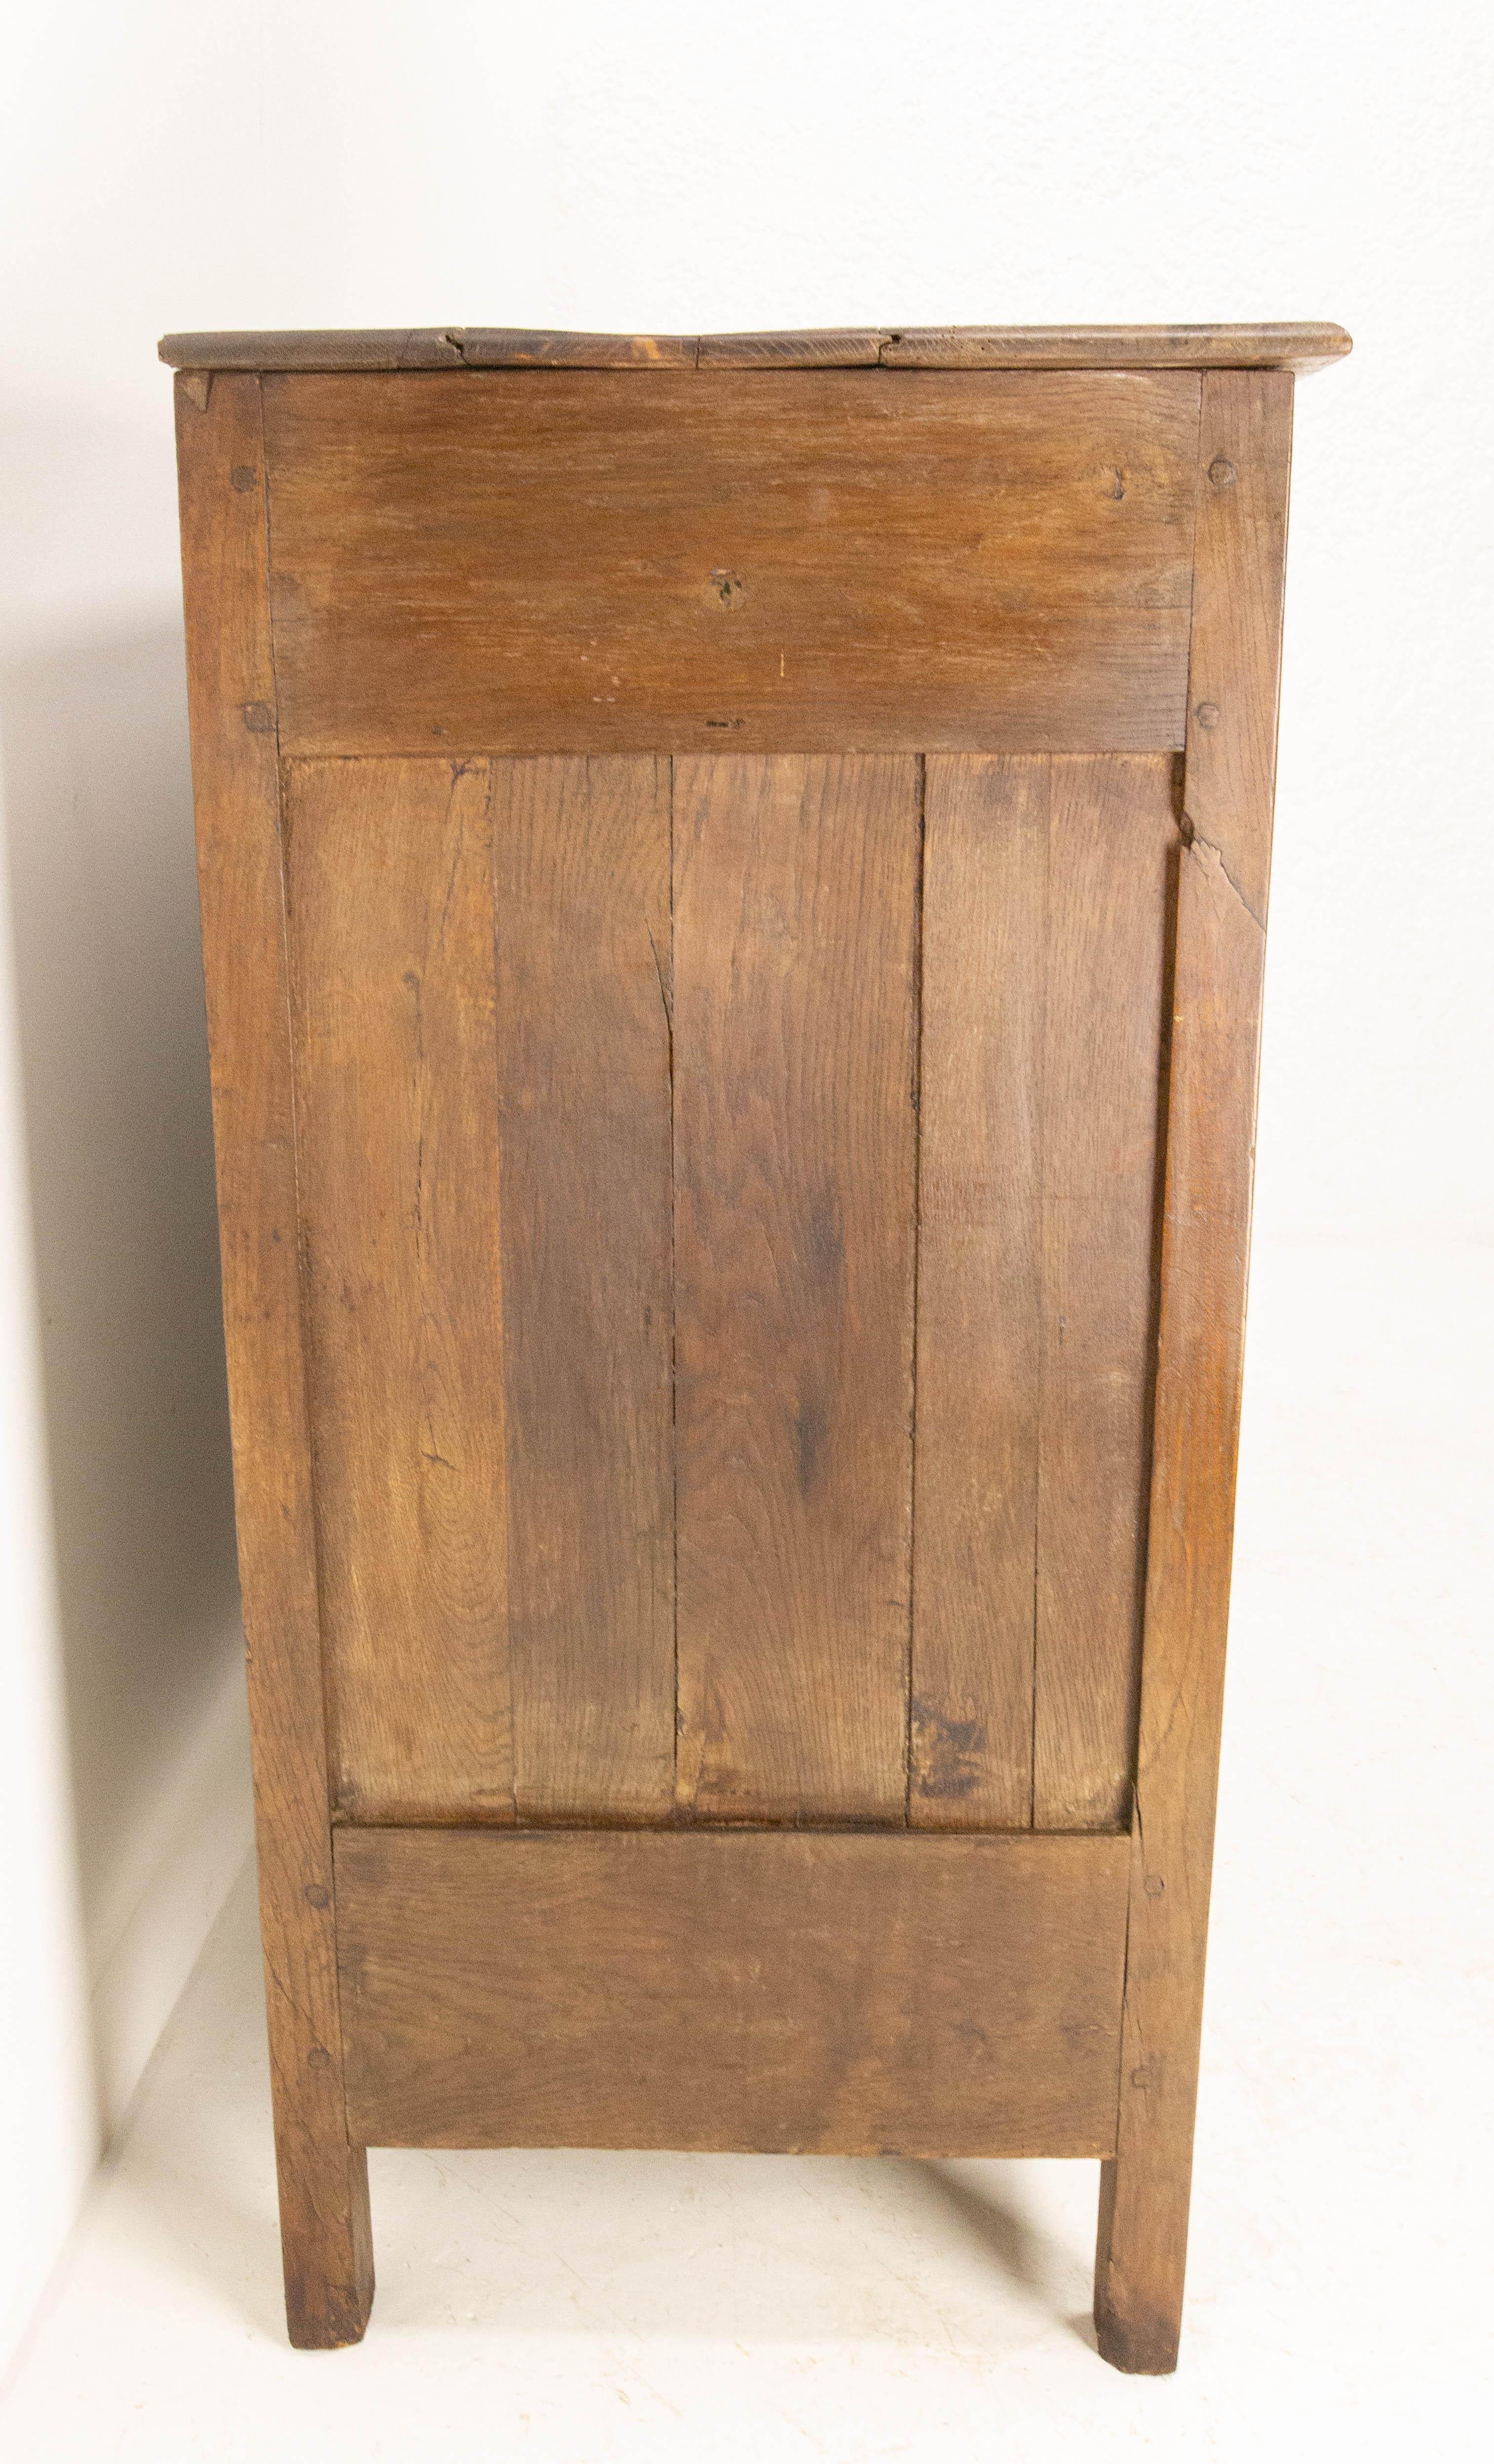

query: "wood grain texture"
left=491, top=757, right=676, bottom=1820
left=284, top=759, right=510, bottom=1824
left=1181, top=372, right=1295, bottom=924
left=174, top=375, right=372, bottom=2348
left=911, top=754, right=1172, bottom=1830
left=673, top=757, right=919, bottom=1821
left=911, top=756, right=1046, bottom=1826
left=694, top=330, right=899, bottom=367
left=160, top=323, right=1353, bottom=375
left=1094, top=845, right=1265, bottom=2372
left=336, top=1827, right=1131, bottom=2155
left=878, top=324, right=1347, bottom=375
left=1095, top=370, right=1293, bottom=2376
left=1034, top=756, right=1174, bottom=1828
left=260, top=370, right=1200, bottom=756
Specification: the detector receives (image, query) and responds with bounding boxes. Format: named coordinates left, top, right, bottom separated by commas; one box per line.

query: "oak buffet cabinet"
left=163, top=319, right=1349, bottom=2370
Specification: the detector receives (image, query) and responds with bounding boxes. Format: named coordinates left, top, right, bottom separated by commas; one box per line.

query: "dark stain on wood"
left=909, top=1698, right=989, bottom=1801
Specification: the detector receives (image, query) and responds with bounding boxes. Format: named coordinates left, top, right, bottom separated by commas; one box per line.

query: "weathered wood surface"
left=911, top=755, right=1046, bottom=1825
left=1033, top=756, right=1173, bottom=1828
left=161, top=321, right=1352, bottom=374
left=260, top=370, right=1199, bottom=755
left=1094, top=370, right=1293, bottom=2376
left=174, top=374, right=372, bottom=2348
left=672, top=756, right=919, bottom=1822
left=337, top=1827, right=1131, bottom=2155
left=285, top=754, right=676, bottom=1825
left=912, top=753, right=1171, bottom=1829
left=878, top=324, right=1346, bottom=374
left=286, top=758, right=511, bottom=1823
left=268, top=739, right=1181, bottom=1835
left=1177, top=371, right=1296, bottom=925
left=491, top=756, right=677, bottom=1821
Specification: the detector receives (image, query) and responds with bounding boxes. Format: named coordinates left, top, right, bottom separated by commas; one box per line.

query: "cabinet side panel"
left=911, top=755, right=1047, bottom=1826
left=673, top=756, right=919, bottom=1820
left=175, top=375, right=371, bottom=2345
left=1034, top=755, right=1174, bottom=1826
left=491, top=756, right=676, bottom=1821
left=284, top=757, right=512, bottom=1821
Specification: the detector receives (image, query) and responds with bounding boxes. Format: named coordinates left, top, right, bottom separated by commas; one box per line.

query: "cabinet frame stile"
left=175, top=370, right=373, bottom=2348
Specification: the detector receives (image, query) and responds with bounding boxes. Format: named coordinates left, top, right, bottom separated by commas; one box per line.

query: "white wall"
left=2, top=0, right=1489, bottom=2374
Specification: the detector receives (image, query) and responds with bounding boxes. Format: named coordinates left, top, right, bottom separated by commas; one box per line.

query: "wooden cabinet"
left=163, top=320, right=1349, bottom=2370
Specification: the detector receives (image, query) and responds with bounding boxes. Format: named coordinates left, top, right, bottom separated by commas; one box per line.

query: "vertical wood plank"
left=912, top=753, right=1172, bottom=1832
left=1034, top=756, right=1174, bottom=1827
left=1095, top=370, right=1292, bottom=2374
left=673, top=755, right=919, bottom=1821
left=175, top=374, right=372, bottom=2348
left=911, top=756, right=1046, bottom=1826
left=491, top=756, right=676, bottom=1820
left=284, top=758, right=510, bottom=1823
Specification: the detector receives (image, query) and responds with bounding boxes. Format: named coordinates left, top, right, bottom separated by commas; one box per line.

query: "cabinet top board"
left=159, top=322, right=1351, bottom=376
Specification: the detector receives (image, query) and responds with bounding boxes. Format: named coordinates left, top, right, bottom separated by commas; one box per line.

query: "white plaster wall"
left=1, top=0, right=1488, bottom=2374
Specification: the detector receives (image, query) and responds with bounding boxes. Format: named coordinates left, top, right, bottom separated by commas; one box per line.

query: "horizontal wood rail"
left=335, top=1827, right=1131, bottom=2156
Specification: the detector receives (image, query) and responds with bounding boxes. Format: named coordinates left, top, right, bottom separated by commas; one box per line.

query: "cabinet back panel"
left=262, top=370, right=1199, bottom=757
left=283, top=751, right=1168, bottom=1826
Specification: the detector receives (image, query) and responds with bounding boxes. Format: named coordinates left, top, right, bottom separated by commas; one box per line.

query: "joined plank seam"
left=904, top=753, right=928, bottom=1827
left=1029, top=758, right=1051, bottom=1829
left=668, top=755, right=681, bottom=1814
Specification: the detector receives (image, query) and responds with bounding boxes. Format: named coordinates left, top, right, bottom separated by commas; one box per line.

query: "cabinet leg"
left=273, top=2128, right=374, bottom=2348
left=1093, top=2147, right=1188, bottom=2374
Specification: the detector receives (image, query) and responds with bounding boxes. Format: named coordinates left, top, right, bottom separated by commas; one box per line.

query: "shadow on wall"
left=0, top=620, right=246, bottom=2135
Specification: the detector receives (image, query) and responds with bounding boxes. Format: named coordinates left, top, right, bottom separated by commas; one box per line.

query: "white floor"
left=2, top=1244, right=1490, bottom=2461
